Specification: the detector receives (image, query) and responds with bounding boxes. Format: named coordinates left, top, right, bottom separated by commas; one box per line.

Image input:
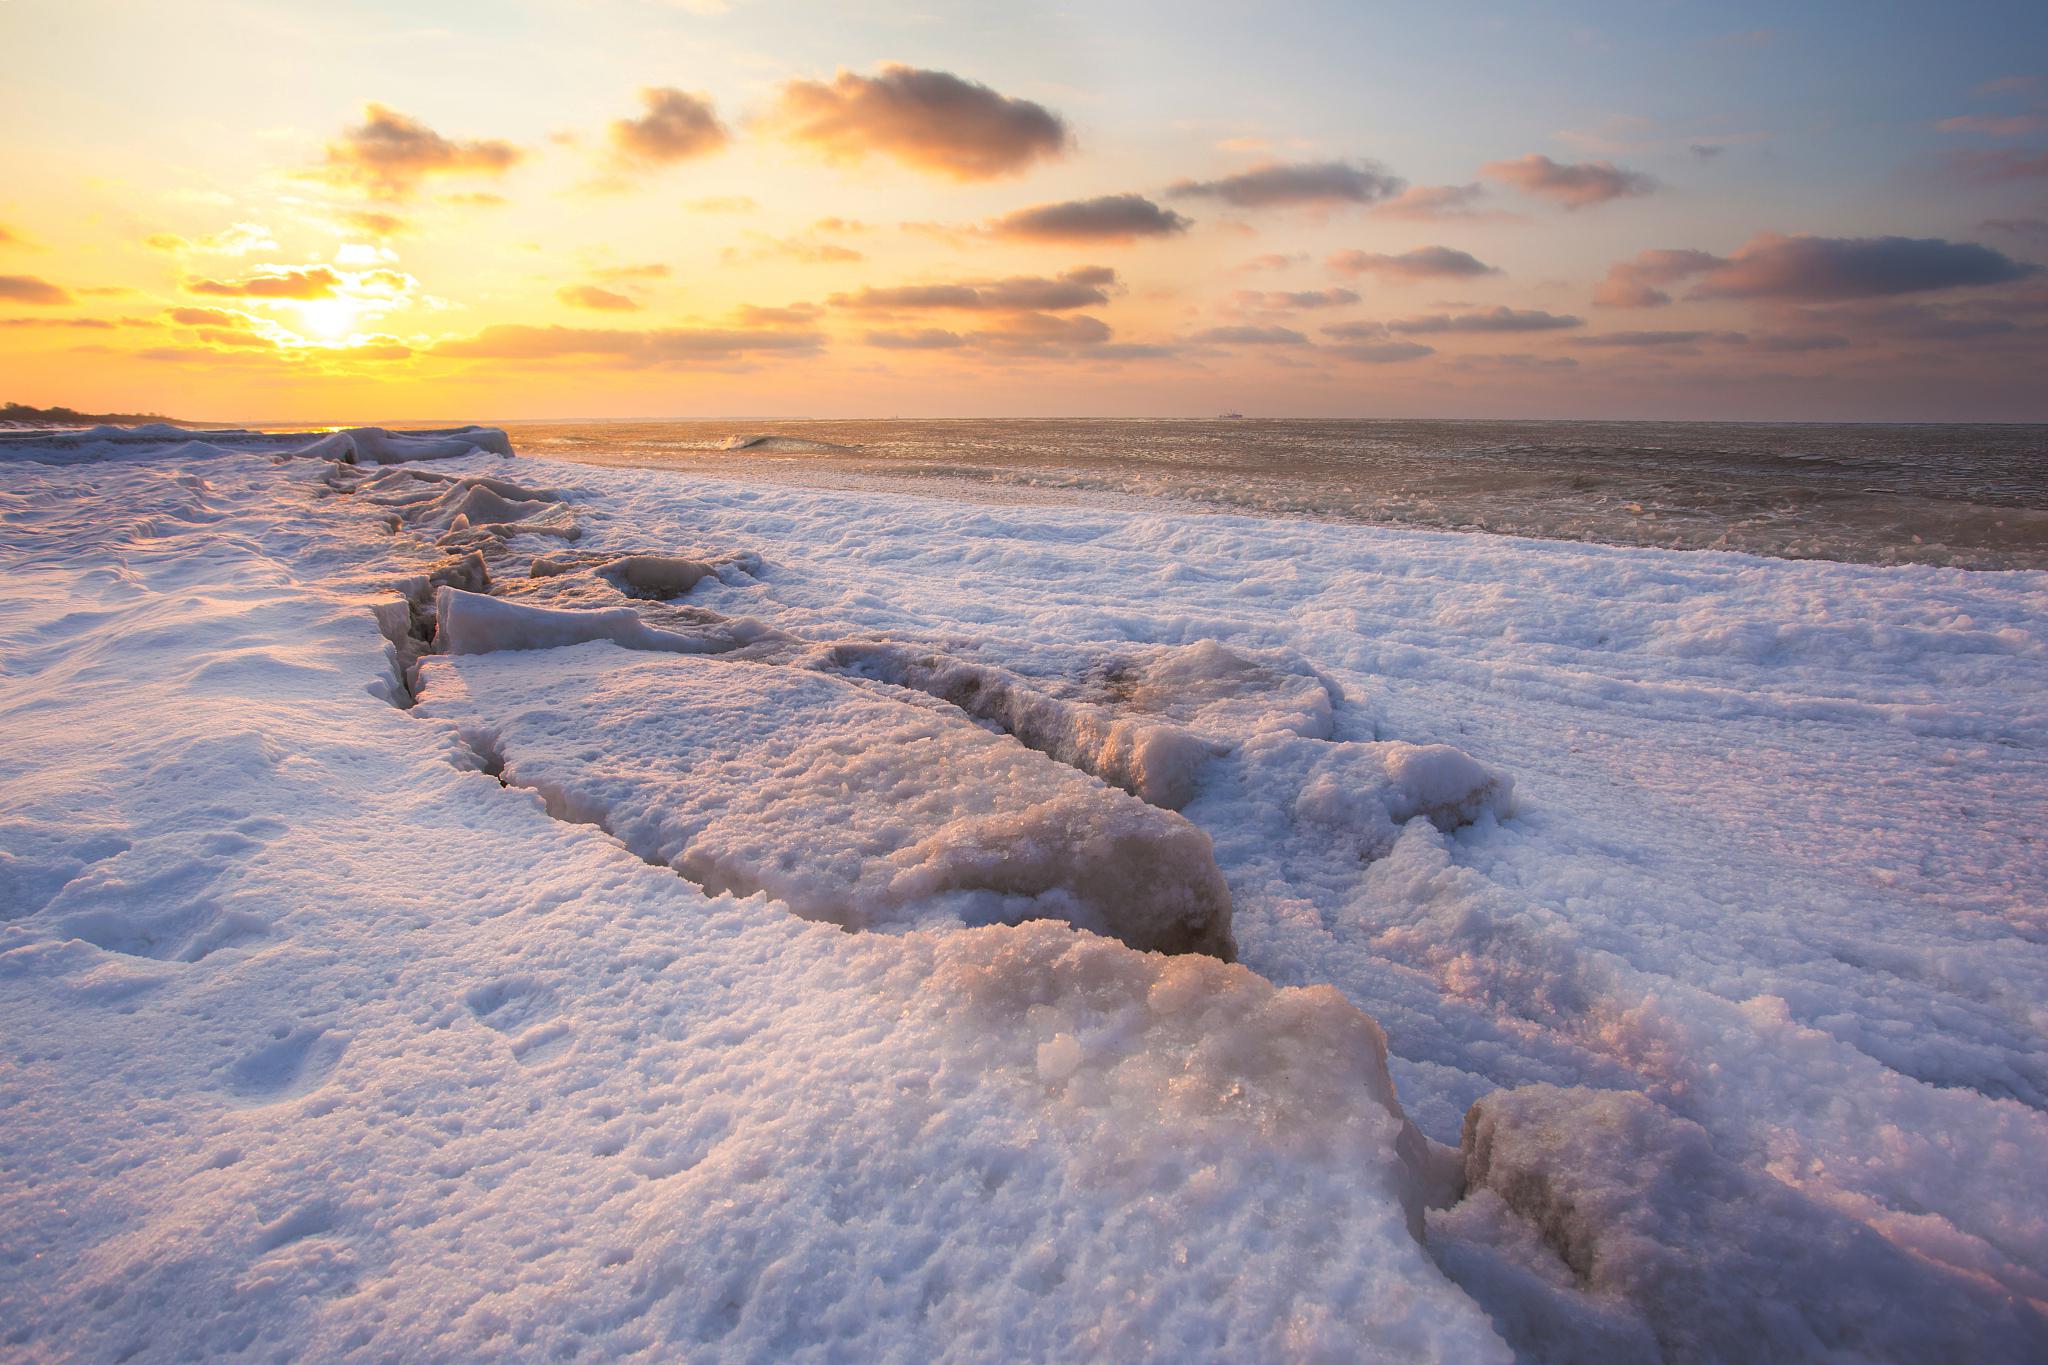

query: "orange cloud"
left=1327, top=247, right=1498, bottom=280
left=1382, top=307, right=1583, bottom=334
left=1168, top=161, right=1403, bottom=208
left=686, top=196, right=757, bottom=213
left=863, top=312, right=1124, bottom=357
left=144, top=222, right=277, bottom=256
left=986, top=194, right=1191, bottom=243
left=766, top=64, right=1069, bottom=180
left=0, top=274, right=73, bottom=304
left=433, top=323, right=822, bottom=365
left=187, top=267, right=342, bottom=299
left=1230, top=288, right=1360, bottom=311
left=831, top=267, right=1116, bottom=312
left=1594, top=248, right=1726, bottom=307
left=1372, top=184, right=1495, bottom=221
left=729, top=303, right=823, bottom=327
left=725, top=233, right=864, bottom=265
left=313, top=103, right=523, bottom=199
left=166, top=306, right=250, bottom=326
left=1190, top=324, right=1309, bottom=345
left=1481, top=154, right=1656, bottom=209
left=611, top=88, right=729, bottom=168
left=558, top=284, right=640, bottom=312
left=0, top=316, right=117, bottom=329
left=340, top=209, right=410, bottom=238
left=865, top=327, right=965, bottom=350
left=193, top=328, right=277, bottom=350
left=590, top=263, right=672, bottom=282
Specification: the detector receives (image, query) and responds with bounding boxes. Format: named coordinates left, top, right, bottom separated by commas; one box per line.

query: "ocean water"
left=511, top=418, right=2048, bottom=570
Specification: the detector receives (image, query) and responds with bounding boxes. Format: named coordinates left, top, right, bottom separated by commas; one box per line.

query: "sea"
left=502, top=418, right=2044, bottom=570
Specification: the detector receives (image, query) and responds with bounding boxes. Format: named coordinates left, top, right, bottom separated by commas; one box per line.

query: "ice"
left=0, top=422, right=511, bottom=467
left=1435, top=1084, right=2048, bottom=1361
left=826, top=641, right=1218, bottom=808
left=430, top=586, right=762, bottom=657
left=334, top=424, right=516, bottom=464
left=0, top=442, right=1507, bottom=1357
left=3, top=423, right=2045, bottom=1361
left=415, top=643, right=1237, bottom=956
left=719, top=433, right=861, bottom=453
left=1078, top=637, right=1341, bottom=743
left=1265, top=734, right=1514, bottom=859
left=381, top=474, right=567, bottom=527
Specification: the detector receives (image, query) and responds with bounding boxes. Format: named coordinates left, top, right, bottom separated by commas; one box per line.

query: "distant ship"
left=1217, top=410, right=1247, bottom=419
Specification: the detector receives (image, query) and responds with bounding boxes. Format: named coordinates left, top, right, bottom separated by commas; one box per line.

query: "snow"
left=3, top=425, right=2046, bottom=1361
left=415, top=642, right=1236, bottom=956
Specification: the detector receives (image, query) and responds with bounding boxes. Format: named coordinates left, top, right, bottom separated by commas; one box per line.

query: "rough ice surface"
left=431, top=586, right=750, bottom=657
left=826, top=640, right=1219, bottom=809
left=3, top=426, right=2047, bottom=1361
left=416, top=644, right=1237, bottom=957
left=0, top=422, right=510, bottom=466
left=1075, top=637, right=1341, bottom=743
left=1436, top=1084, right=2048, bottom=1361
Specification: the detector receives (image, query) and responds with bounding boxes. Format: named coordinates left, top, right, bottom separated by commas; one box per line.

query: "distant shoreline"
left=0, top=401, right=212, bottom=428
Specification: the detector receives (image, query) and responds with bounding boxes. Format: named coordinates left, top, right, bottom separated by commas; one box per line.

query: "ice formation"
left=718, top=433, right=860, bottom=453
left=826, top=641, right=1219, bottom=808
left=416, top=645, right=1237, bottom=957
left=3, top=424, right=2044, bottom=1362
left=1436, top=1084, right=2048, bottom=1361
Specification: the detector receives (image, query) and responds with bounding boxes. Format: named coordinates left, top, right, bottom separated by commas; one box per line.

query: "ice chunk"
left=0, top=422, right=513, bottom=466
left=828, top=642, right=1217, bottom=809
left=599, top=552, right=753, bottom=600
left=1436, top=1084, right=2048, bottom=1362
left=416, top=645, right=1236, bottom=956
left=431, top=587, right=762, bottom=657
left=1082, top=638, right=1340, bottom=743
left=1239, top=733, right=1513, bottom=861
left=719, top=433, right=860, bottom=453
left=335, top=425, right=514, bottom=463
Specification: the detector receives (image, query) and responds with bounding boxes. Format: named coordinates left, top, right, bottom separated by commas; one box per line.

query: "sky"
left=1, top=0, right=2045, bottom=422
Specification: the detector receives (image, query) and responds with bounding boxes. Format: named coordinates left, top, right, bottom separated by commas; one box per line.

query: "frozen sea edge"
left=0, top=425, right=2043, bottom=1361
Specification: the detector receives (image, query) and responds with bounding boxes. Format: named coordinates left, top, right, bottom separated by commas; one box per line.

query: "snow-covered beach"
left=3, top=425, right=2045, bottom=1360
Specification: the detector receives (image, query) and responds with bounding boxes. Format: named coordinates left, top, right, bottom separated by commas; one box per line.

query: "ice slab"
left=417, top=643, right=1237, bottom=957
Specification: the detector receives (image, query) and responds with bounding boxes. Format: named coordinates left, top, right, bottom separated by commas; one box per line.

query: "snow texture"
left=416, top=644, right=1237, bottom=957
left=3, top=424, right=2046, bottom=1362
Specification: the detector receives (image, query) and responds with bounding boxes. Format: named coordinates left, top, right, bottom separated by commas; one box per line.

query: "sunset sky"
left=2, top=0, right=2045, bottom=421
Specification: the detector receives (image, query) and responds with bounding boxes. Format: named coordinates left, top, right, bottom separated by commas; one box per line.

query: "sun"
left=293, top=297, right=362, bottom=340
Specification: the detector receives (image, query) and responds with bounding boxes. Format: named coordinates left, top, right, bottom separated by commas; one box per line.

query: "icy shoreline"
left=2, top=427, right=2045, bottom=1360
